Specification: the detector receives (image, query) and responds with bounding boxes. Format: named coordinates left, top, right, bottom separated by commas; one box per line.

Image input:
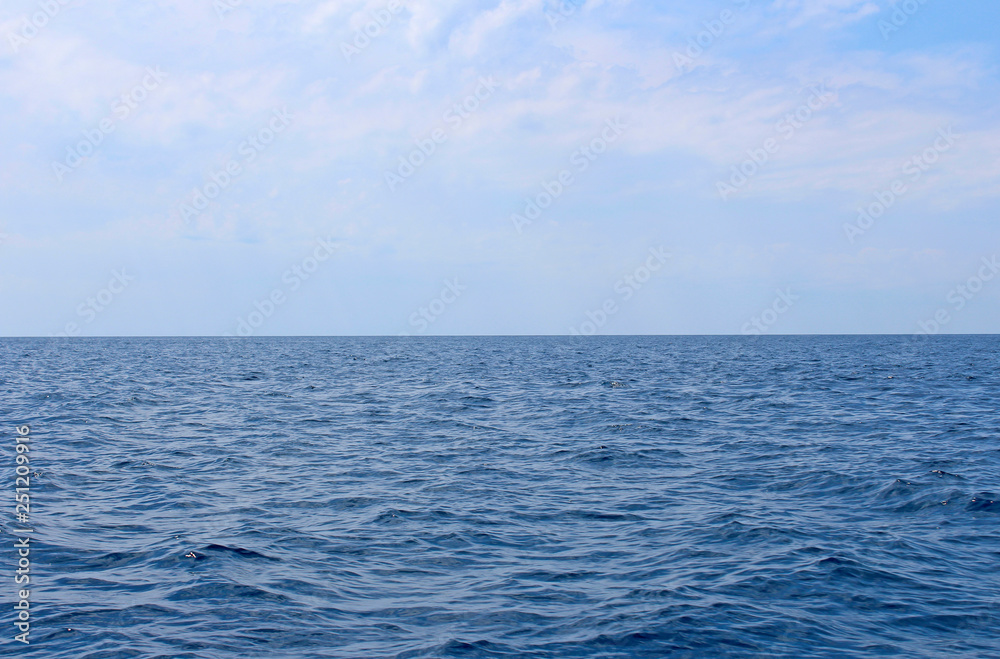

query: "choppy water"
left=2, top=336, right=999, bottom=658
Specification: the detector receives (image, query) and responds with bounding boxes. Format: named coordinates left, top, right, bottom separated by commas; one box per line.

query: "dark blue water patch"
left=1, top=335, right=999, bottom=657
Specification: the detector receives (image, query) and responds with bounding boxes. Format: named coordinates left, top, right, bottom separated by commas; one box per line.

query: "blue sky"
left=1, top=0, right=998, bottom=336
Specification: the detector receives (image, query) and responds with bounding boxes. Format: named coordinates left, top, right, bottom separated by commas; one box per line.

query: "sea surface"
left=1, top=336, right=999, bottom=658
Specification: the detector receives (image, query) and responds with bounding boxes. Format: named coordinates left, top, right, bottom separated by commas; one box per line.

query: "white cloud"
left=2, top=0, right=999, bottom=334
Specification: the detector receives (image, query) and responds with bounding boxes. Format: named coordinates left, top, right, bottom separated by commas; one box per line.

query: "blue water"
left=2, top=336, right=999, bottom=658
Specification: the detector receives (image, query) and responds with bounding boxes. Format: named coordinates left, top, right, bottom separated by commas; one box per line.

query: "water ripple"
left=1, top=336, right=998, bottom=658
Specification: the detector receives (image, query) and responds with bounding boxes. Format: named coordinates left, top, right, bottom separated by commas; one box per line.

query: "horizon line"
left=2, top=334, right=998, bottom=339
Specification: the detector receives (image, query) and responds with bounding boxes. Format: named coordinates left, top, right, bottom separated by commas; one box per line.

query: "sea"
left=1, top=336, right=998, bottom=658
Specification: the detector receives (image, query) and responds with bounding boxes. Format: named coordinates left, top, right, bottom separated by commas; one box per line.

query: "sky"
left=1, top=0, right=998, bottom=336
